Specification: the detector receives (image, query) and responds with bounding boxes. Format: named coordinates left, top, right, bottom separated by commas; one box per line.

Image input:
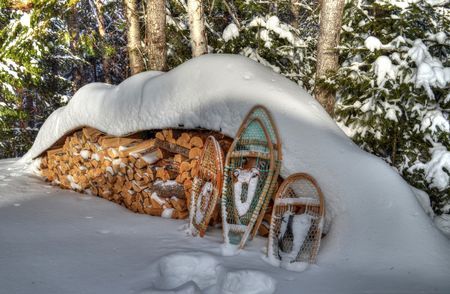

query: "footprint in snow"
left=147, top=252, right=276, bottom=294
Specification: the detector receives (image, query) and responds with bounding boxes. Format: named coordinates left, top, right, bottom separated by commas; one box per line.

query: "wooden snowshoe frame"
left=189, top=136, right=224, bottom=237
left=243, top=106, right=283, bottom=239
left=221, top=115, right=276, bottom=249
left=267, top=173, right=325, bottom=265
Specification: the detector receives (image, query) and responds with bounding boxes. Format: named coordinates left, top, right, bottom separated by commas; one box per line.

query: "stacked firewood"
left=39, top=127, right=232, bottom=220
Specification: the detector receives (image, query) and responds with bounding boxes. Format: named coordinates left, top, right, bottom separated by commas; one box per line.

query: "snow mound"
left=146, top=252, right=275, bottom=294
left=156, top=252, right=221, bottom=290
left=221, top=270, right=276, bottom=294
left=22, top=54, right=449, bottom=276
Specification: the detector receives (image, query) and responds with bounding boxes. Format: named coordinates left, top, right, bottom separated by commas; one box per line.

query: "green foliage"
left=0, top=0, right=70, bottom=158
left=166, top=0, right=319, bottom=91
left=332, top=0, right=449, bottom=214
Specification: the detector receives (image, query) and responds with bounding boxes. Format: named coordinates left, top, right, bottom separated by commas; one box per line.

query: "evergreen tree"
left=165, top=0, right=319, bottom=91
left=0, top=0, right=71, bottom=157
left=330, top=0, right=449, bottom=214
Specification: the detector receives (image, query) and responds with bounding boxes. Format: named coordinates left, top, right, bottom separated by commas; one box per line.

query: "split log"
left=188, top=147, right=202, bottom=159
left=190, top=136, right=203, bottom=148
left=119, top=139, right=156, bottom=157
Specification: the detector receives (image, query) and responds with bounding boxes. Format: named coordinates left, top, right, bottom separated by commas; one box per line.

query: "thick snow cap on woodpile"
left=23, top=54, right=449, bottom=278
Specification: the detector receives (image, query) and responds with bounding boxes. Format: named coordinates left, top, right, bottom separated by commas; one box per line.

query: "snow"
left=91, top=153, right=100, bottom=161
left=195, top=181, right=213, bottom=223
left=364, top=36, right=383, bottom=52
left=409, top=143, right=450, bottom=191
left=277, top=212, right=312, bottom=271
left=248, top=16, right=304, bottom=47
left=373, top=55, right=397, bottom=86
left=80, top=150, right=91, bottom=160
left=233, top=168, right=260, bottom=216
left=408, top=39, right=450, bottom=99
left=141, top=151, right=161, bottom=164
left=19, top=13, right=31, bottom=27
left=1, top=158, right=450, bottom=293
left=162, top=208, right=175, bottom=219
left=10, top=54, right=450, bottom=292
left=221, top=270, right=276, bottom=294
left=222, top=23, right=239, bottom=42
left=420, top=110, right=449, bottom=134
left=151, top=192, right=166, bottom=206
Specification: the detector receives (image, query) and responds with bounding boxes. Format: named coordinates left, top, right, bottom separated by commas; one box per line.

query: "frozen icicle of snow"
left=373, top=56, right=396, bottom=87
left=223, top=23, right=239, bottom=42
left=364, top=36, right=383, bottom=52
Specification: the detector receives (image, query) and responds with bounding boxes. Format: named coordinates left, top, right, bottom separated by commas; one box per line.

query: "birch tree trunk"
left=290, top=0, right=300, bottom=29
left=67, top=5, right=84, bottom=92
left=124, top=0, right=145, bottom=75
left=146, top=0, right=167, bottom=71
left=314, top=0, right=345, bottom=116
left=187, top=0, right=208, bottom=57
left=93, top=0, right=112, bottom=84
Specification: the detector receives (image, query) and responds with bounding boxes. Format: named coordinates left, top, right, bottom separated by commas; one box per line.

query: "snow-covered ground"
left=3, top=55, right=449, bottom=293
left=0, top=158, right=449, bottom=294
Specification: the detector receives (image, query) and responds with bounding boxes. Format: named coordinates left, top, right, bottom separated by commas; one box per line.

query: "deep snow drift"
left=18, top=54, right=450, bottom=289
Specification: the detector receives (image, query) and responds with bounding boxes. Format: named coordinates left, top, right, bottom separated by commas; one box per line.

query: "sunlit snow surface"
left=0, top=158, right=449, bottom=293
left=7, top=55, right=450, bottom=292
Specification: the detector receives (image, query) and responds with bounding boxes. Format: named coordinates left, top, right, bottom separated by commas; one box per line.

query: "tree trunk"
left=124, top=0, right=145, bottom=75
left=93, top=0, right=112, bottom=83
left=146, top=0, right=167, bottom=71
left=67, top=5, right=84, bottom=92
left=314, top=0, right=345, bottom=116
left=187, top=0, right=208, bottom=57
left=290, top=0, right=300, bottom=29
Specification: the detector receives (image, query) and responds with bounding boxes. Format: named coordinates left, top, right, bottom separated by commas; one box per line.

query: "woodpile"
left=38, top=127, right=232, bottom=220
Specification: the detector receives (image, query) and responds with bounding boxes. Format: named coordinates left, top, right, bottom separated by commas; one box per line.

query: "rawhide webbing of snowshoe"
left=266, top=173, right=325, bottom=271
left=189, top=136, right=224, bottom=237
left=221, top=110, right=276, bottom=249
left=243, top=106, right=283, bottom=239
